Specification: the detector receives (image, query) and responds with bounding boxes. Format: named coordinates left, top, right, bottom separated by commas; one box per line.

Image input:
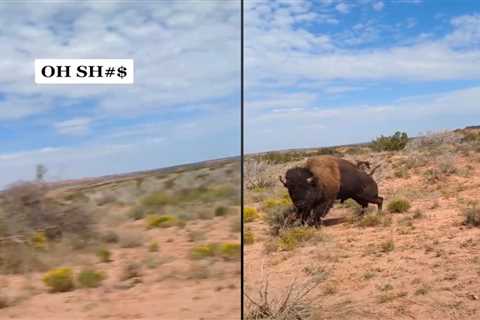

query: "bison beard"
left=280, top=156, right=383, bottom=226
left=279, top=167, right=325, bottom=225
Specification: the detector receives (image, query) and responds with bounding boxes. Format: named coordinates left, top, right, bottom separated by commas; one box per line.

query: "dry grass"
left=245, top=276, right=319, bottom=320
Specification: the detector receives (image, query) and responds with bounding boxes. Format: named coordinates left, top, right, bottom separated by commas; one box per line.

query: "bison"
left=279, top=156, right=383, bottom=226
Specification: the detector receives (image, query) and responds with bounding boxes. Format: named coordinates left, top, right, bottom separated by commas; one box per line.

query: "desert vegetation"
left=0, top=159, right=240, bottom=319
left=244, top=127, right=480, bottom=319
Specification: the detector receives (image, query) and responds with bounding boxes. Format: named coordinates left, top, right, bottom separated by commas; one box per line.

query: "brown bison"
left=279, top=156, right=383, bottom=226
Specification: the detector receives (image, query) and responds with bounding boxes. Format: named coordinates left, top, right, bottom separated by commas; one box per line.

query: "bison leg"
left=352, top=197, right=368, bottom=215
left=376, top=196, right=383, bottom=212
left=312, top=200, right=334, bottom=227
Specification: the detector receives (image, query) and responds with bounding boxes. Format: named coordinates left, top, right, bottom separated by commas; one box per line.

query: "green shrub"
left=263, top=197, right=291, bottom=209
left=148, top=241, right=159, bottom=252
left=277, top=227, right=316, bottom=251
left=120, top=262, right=141, bottom=281
left=357, top=213, right=382, bottom=227
left=128, top=207, right=146, bottom=220
left=244, top=207, right=259, bottom=223
left=264, top=206, right=298, bottom=236
left=101, top=230, right=119, bottom=243
left=191, top=244, right=218, bottom=259
left=31, top=231, right=47, bottom=250
left=387, top=199, right=411, bottom=213
left=340, top=198, right=361, bottom=209
left=144, top=256, right=159, bottom=269
left=371, top=131, right=408, bottom=152
left=96, top=248, right=112, bottom=263
left=42, top=268, right=75, bottom=293
left=462, top=131, right=480, bottom=143
left=77, top=269, right=106, bottom=288
left=145, top=214, right=178, bottom=228
left=244, top=228, right=255, bottom=245
left=214, top=206, right=228, bottom=217
left=190, top=242, right=240, bottom=260
left=463, top=205, right=480, bottom=227
left=141, top=192, right=170, bottom=207
left=218, top=243, right=241, bottom=261
left=380, top=240, right=395, bottom=253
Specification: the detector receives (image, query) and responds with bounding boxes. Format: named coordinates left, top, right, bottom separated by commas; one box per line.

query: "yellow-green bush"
left=244, top=228, right=255, bottom=245
left=387, top=198, right=411, bottom=213
left=127, top=207, right=146, bottom=220
left=190, top=242, right=240, bottom=260
left=191, top=244, right=218, bottom=259
left=145, top=214, right=178, bottom=228
left=96, top=248, right=112, bottom=263
left=244, top=207, right=259, bottom=223
left=77, top=269, right=106, bottom=288
left=277, top=227, right=316, bottom=251
left=353, top=212, right=392, bottom=228
left=31, top=231, right=47, bottom=250
left=148, top=241, right=159, bottom=252
left=42, top=267, right=74, bottom=293
left=141, top=191, right=171, bottom=207
left=218, top=243, right=241, bottom=261
left=263, top=197, right=291, bottom=209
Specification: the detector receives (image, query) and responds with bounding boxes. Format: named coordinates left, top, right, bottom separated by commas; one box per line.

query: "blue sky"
left=0, top=1, right=240, bottom=188
left=245, top=0, right=480, bottom=153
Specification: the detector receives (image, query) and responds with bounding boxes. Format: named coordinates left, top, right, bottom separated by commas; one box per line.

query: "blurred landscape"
left=0, top=158, right=240, bottom=319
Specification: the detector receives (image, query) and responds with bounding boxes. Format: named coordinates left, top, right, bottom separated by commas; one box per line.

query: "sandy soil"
left=1, top=162, right=241, bottom=320
left=2, top=214, right=240, bottom=320
left=245, top=148, right=480, bottom=320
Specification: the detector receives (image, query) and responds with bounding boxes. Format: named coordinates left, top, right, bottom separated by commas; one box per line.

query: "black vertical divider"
left=240, top=0, right=245, bottom=318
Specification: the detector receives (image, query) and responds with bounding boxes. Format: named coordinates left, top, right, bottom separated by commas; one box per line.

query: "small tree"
left=371, top=131, right=409, bottom=152
left=36, top=164, right=48, bottom=181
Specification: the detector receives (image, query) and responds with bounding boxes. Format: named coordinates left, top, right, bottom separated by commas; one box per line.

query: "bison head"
left=279, top=167, right=320, bottom=215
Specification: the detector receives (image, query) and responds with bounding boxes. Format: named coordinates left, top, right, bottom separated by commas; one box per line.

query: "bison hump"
left=305, top=156, right=341, bottom=200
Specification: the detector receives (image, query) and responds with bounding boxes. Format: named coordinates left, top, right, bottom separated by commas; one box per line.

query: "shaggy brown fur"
left=305, top=156, right=341, bottom=204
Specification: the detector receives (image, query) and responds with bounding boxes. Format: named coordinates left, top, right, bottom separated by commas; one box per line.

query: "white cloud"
left=246, top=4, right=480, bottom=90
left=406, top=17, right=416, bottom=28
left=246, top=92, right=317, bottom=110
left=323, top=85, right=365, bottom=94
left=335, top=2, right=350, bottom=14
left=0, top=107, right=239, bottom=188
left=54, top=117, right=92, bottom=136
left=372, top=2, right=384, bottom=11
left=0, top=1, right=240, bottom=187
left=446, top=14, right=480, bottom=47
left=0, top=1, right=240, bottom=118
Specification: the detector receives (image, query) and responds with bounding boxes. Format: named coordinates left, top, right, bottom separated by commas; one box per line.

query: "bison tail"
left=368, top=164, right=381, bottom=176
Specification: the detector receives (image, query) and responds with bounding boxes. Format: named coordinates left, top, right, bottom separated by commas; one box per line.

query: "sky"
left=245, top=0, right=480, bottom=153
left=0, top=1, right=240, bottom=188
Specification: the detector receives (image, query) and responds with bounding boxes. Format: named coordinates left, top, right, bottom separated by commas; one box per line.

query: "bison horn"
left=279, top=175, right=287, bottom=187
left=306, top=177, right=314, bottom=185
